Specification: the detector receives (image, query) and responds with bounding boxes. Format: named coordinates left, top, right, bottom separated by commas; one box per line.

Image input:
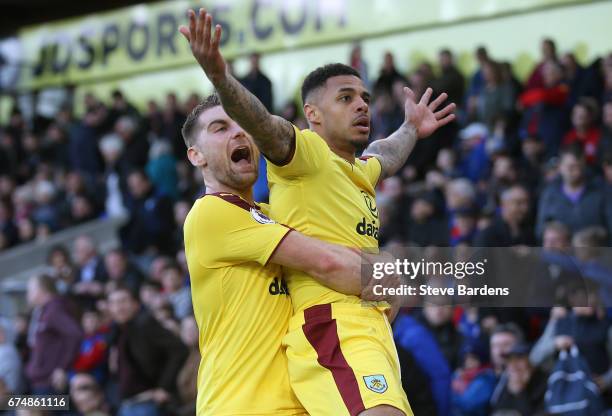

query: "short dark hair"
left=161, top=260, right=182, bottom=274
left=182, top=93, right=222, bottom=148
left=301, top=63, right=361, bottom=105
left=108, top=282, right=139, bottom=301
left=491, top=322, right=524, bottom=343
left=33, top=274, right=58, bottom=295
left=559, top=143, right=585, bottom=161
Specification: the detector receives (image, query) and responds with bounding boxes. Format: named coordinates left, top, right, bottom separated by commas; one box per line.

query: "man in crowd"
left=107, top=284, right=187, bottom=416
left=536, top=146, right=610, bottom=239
left=25, top=275, right=82, bottom=394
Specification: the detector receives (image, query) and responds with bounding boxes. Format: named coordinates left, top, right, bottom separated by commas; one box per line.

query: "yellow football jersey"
left=267, top=126, right=382, bottom=313
left=183, top=192, right=305, bottom=416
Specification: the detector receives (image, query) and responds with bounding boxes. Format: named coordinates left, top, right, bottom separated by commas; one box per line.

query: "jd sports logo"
left=269, top=277, right=289, bottom=295
left=361, top=191, right=378, bottom=219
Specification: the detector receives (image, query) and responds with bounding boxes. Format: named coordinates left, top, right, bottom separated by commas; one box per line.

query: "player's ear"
left=304, top=103, right=320, bottom=125
left=187, top=146, right=207, bottom=168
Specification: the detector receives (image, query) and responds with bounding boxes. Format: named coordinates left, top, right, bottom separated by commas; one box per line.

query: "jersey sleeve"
left=358, top=155, right=383, bottom=187
left=195, top=197, right=292, bottom=268
left=267, top=125, right=329, bottom=180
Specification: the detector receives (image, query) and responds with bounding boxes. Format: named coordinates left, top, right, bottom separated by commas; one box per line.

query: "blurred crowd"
left=1, top=38, right=612, bottom=415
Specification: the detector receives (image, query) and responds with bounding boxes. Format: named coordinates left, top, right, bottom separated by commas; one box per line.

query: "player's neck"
left=313, top=128, right=355, bottom=163
left=207, top=184, right=255, bottom=205
left=328, top=143, right=356, bottom=163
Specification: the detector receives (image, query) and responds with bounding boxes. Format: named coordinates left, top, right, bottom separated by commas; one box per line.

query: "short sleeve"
left=358, top=155, right=382, bottom=187
left=267, top=125, right=329, bottom=180
left=195, top=197, right=292, bottom=268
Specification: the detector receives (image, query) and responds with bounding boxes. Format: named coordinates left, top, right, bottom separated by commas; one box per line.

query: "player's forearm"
left=310, top=245, right=363, bottom=296
left=363, top=122, right=418, bottom=179
left=214, top=73, right=295, bottom=164
left=270, top=232, right=362, bottom=296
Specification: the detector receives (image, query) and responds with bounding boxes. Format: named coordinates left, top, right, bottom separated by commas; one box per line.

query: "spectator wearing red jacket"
left=519, top=61, right=569, bottom=157
left=562, top=97, right=602, bottom=164
left=525, top=38, right=558, bottom=91
left=71, top=308, right=109, bottom=384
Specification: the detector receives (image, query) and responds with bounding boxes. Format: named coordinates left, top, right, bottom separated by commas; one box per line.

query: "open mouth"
left=230, top=146, right=251, bottom=164
left=353, top=116, right=370, bottom=130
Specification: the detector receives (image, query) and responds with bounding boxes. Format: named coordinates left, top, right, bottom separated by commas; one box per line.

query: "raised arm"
left=179, top=9, right=294, bottom=164
left=363, top=87, right=456, bottom=179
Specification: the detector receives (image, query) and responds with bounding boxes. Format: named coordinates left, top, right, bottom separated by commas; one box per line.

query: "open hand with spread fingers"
left=179, top=8, right=227, bottom=84
left=403, top=86, right=457, bottom=138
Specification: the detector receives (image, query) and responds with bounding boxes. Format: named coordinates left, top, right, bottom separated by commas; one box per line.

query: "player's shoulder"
left=185, top=193, right=251, bottom=231
left=355, top=154, right=380, bottom=169
left=296, top=126, right=327, bottom=146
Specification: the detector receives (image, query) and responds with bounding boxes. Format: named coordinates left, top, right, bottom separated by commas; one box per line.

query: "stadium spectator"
left=528, top=222, right=577, bottom=305
left=160, top=262, right=192, bottom=320
left=394, top=311, right=452, bottom=416
left=0, top=198, right=18, bottom=249
left=25, top=275, right=82, bottom=394
left=103, top=249, right=144, bottom=295
left=530, top=306, right=568, bottom=372
left=434, top=49, right=465, bottom=108
left=107, top=285, right=187, bottom=416
left=422, top=304, right=463, bottom=370
left=69, top=95, right=104, bottom=177
left=175, top=315, right=199, bottom=416
left=46, top=244, right=75, bottom=294
left=109, top=90, right=140, bottom=123
left=536, top=146, right=610, bottom=238
left=0, top=318, right=23, bottom=395
left=489, top=323, right=523, bottom=377
left=468, top=60, right=514, bottom=129
left=466, top=46, right=490, bottom=105
left=349, top=42, right=369, bottom=86
left=146, top=139, right=179, bottom=200
left=71, top=235, right=106, bottom=301
left=115, top=116, right=148, bottom=169
left=526, top=38, right=558, bottom=91
left=554, top=292, right=611, bottom=377
left=239, top=53, right=273, bottom=112
left=404, top=191, right=449, bottom=246
left=121, top=169, right=175, bottom=255
left=451, top=340, right=496, bottom=416
left=474, top=185, right=535, bottom=246
left=519, top=60, right=569, bottom=157
left=517, top=135, right=546, bottom=193
left=599, top=101, right=612, bottom=158
left=99, top=133, right=129, bottom=219
left=561, top=52, right=587, bottom=107
left=562, top=97, right=602, bottom=164
left=374, top=51, right=407, bottom=96
left=69, top=373, right=111, bottom=416
left=489, top=344, right=548, bottom=415
left=71, top=308, right=109, bottom=384
left=162, top=93, right=187, bottom=158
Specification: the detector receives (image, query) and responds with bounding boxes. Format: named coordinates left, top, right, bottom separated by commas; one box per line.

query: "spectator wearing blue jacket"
left=452, top=340, right=496, bottom=416
left=394, top=312, right=452, bottom=416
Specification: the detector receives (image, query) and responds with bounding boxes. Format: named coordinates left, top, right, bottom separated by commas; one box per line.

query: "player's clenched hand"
left=403, top=87, right=456, bottom=139
left=179, top=9, right=227, bottom=84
